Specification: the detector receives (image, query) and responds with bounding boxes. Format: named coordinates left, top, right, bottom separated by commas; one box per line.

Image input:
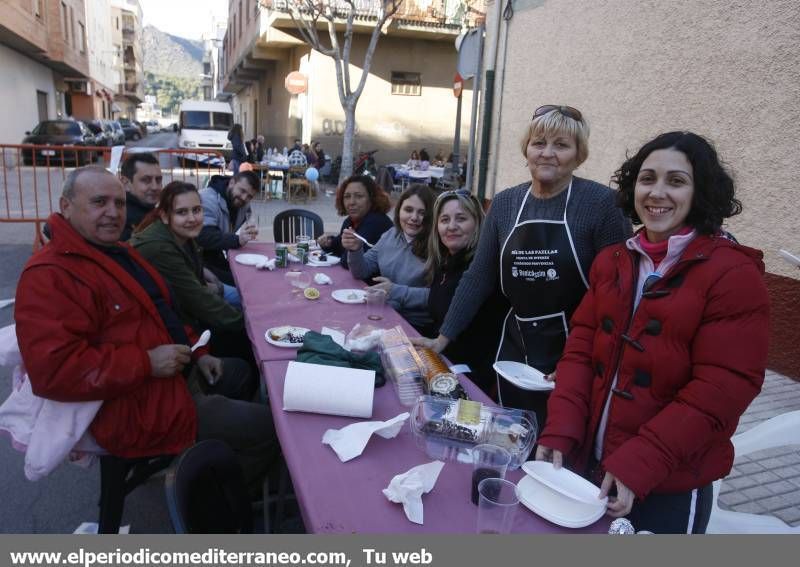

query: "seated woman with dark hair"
left=130, top=181, right=257, bottom=394
left=317, top=175, right=393, bottom=269
left=535, top=131, right=769, bottom=534
left=418, top=148, right=431, bottom=171
left=344, top=184, right=436, bottom=333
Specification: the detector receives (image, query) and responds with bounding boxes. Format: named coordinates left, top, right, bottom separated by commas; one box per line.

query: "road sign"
left=285, top=71, right=308, bottom=95
left=453, top=73, right=463, bottom=98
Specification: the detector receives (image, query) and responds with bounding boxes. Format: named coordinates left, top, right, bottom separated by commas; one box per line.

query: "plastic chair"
left=98, top=454, right=173, bottom=533
left=164, top=440, right=254, bottom=534
left=273, top=209, right=324, bottom=244
left=706, top=410, right=800, bottom=533
left=286, top=166, right=310, bottom=203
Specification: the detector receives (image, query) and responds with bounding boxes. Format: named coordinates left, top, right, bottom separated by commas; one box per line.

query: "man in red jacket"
left=15, top=166, right=277, bottom=493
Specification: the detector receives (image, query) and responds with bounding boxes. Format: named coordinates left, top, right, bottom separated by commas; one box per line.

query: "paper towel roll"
left=283, top=361, right=374, bottom=418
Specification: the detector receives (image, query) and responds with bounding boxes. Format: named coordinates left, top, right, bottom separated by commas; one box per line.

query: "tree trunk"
left=339, top=103, right=357, bottom=182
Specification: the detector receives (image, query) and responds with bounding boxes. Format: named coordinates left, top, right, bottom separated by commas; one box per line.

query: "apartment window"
left=116, top=17, right=119, bottom=30
left=246, top=0, right=250, bottom=20
left=239, top=2, right=243, bottom=37
left=60, top=2, right=68, bottom=40
left=69, top=7, right=75, bottom=48
left=79, top=22, right=86, bottom=53
left=391, top=72, right=421, bottom=96
left=267, top=87, right=272, bottom=106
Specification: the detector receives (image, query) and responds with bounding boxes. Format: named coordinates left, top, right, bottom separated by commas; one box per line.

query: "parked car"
left=118, top=118, right=142, bottom=141
left=107, top=120, right=126, bottom=146
left=21, top=120, right=99, bottom=166
left=145, top=120, right=160, bottom=134
left=87, top=120, right=113, bottom=147
left=133, top=120, right=148, bottom=137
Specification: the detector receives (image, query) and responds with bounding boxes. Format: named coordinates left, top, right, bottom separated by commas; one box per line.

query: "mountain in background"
left=142, top=25, right=204, bottom=116
left=142, top=25, right=203, bottom=78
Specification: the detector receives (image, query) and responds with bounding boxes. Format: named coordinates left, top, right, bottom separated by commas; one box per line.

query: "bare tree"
left=260, top=1, right=402, bottom=181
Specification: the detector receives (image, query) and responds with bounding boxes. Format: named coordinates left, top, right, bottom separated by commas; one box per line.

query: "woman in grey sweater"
left=345, top=184, right=435, bottom=332
left=414, top=106, right=631, bottom=424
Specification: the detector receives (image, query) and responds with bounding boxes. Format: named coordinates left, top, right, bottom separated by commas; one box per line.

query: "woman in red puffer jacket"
left=535, top=131, right=769, bottom=534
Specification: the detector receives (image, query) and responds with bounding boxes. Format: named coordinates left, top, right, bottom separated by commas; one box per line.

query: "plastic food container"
left=379, top=326, right=425, bottom=406
left=409, top=395, right=537, bottom=470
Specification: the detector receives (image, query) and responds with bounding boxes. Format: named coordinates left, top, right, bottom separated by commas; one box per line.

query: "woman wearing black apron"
left=414, top=105, right=631, bottom=429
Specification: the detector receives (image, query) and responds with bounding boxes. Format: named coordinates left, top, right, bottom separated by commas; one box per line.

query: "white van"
left=177, top=100, right=234, bottom=157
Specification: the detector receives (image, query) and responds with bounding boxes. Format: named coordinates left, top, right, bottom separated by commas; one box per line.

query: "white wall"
left=85, top=0, right=117, bottom=89
left=0, top=44, right=56, bottom=144
left=485, top=0, right=800, bottom=278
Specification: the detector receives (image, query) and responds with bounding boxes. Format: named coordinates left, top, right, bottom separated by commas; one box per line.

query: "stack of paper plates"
left=516, top=461, right=607, bottom=528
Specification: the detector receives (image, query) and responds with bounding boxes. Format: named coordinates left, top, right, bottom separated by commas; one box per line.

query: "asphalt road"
left=0, top=131, right=177, bottom=532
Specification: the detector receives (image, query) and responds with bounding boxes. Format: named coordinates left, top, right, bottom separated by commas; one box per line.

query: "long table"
left=231, top=244, right=610, bottom=533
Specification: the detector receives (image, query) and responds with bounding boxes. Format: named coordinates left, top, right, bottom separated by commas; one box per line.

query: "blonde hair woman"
left=424, top=189, right=505, bottom=397
left=413, top=106, right=631, bottom=423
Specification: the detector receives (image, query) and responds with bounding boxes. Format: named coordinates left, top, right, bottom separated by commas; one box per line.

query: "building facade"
left=0, top=0, right=91, bottom=143
left=84, top=0, right=117, bottom=120
left=480, top=0, right=799, bottom=377
left=222, top=0, right=485, bottom=164
left=110, top=0, right=144, bottom=119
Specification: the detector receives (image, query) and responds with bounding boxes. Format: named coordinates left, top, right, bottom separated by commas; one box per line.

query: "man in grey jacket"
left=198, top=171, right=260, bottom=285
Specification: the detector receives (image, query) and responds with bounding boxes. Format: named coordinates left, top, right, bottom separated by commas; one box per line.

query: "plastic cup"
left=471, top=444, right=511, bottom=505
left=476, top=478, right=520, bottom=534
left=365, top=288, right=387, bottom=321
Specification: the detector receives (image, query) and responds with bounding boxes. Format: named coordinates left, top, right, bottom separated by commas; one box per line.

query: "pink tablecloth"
left=231, top=243, right=610, bottom=533
left=230, top=243, right=418, bottom=362
left=262, top=359, right=610, bottom=534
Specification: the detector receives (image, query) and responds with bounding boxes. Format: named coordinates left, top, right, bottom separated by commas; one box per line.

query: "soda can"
left=275, top=244, right=288, bottom=268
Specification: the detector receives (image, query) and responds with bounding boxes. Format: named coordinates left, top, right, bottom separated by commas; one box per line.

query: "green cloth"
left=296, top=331, right=386, bottom=387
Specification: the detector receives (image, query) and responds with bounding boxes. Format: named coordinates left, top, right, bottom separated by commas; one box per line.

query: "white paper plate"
left=234, top=253, right=270, bottom=267
left=332, top=289, right=366, bottom=304
left=264, top=326, right=310, bottom=348
left=516, top=475, right=606, bottom=529
left=493, top=361, right=554, bottom=391
left=522, top=461, right=607, bottom=505
left=308, top=252, right=341, bottom=267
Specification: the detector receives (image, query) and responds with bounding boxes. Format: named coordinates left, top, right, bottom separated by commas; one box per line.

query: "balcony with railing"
left=260, top=0, right=486, bottom=30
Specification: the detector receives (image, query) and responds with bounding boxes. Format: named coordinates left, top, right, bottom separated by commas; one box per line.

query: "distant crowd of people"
left=226, top=124, right=326, bottom=175
left=11, top=104, right=770, bottom=534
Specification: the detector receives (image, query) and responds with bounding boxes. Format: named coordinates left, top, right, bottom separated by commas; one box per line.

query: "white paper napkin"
left=282, top=362, right=374, bottom=418
left=256, top=258, right=276, bottom=271
left=321, top=327, right=346, bottom=348
left=322, top=412, right=409, bottom=462
left=314, top=272, right=332, bottom=285
left=382, top=460, right=445, bottom=524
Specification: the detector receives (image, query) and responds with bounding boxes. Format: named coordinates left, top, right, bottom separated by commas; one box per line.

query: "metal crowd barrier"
left=0, top=144, right=225, bottom=249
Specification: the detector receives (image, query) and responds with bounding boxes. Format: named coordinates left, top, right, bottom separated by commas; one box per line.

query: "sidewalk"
left=718, top=369, right=800, bottom=526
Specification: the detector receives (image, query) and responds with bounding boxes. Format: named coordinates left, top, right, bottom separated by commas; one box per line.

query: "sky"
left=139, top=0, right=228, bottom=40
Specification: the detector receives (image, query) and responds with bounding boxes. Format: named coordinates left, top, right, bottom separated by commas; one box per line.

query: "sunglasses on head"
left=436, top=188, right=473, bottom=202
left=532, top=105, right=583, bottom=122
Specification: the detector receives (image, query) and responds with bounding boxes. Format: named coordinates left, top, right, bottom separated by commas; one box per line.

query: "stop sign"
left=453, top=73, right=463, bottom=98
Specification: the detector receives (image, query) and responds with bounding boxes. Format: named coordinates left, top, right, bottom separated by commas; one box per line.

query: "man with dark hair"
left=197, top=171, right=260, bottom=285
left=119, top=152, right=162, bottom=240
left=15, top=166, right=278, bottom=495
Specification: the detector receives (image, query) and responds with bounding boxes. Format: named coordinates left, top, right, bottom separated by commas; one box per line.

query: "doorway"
left=36, top=90, right=48, bottom=122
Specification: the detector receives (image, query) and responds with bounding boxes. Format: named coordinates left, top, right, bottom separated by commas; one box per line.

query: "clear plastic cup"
left=365, top=288, right=387, bottom=321
left=476, top=478, right=519, bottom=534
